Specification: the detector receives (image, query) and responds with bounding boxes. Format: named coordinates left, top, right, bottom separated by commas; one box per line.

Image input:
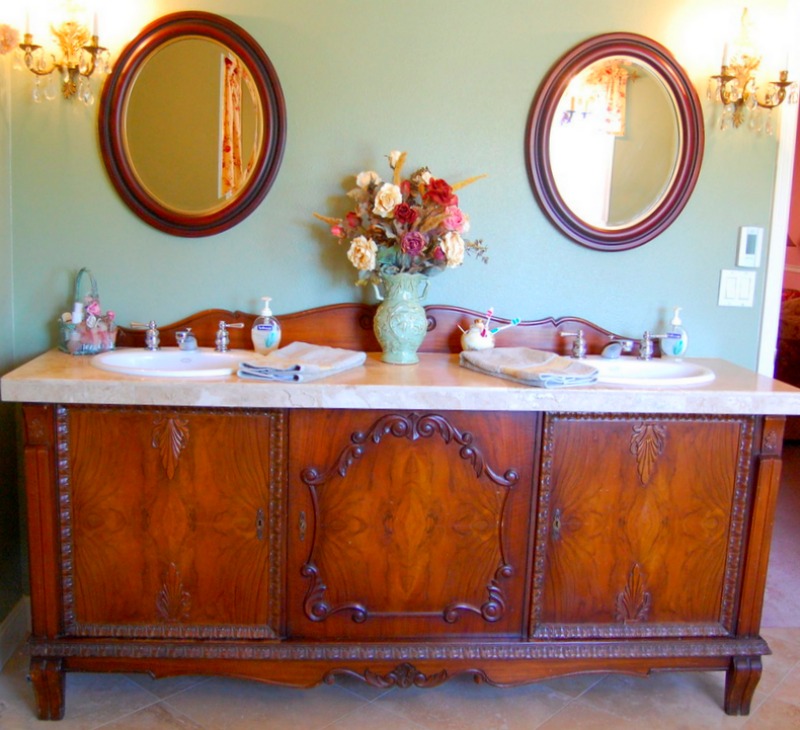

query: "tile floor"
left=1, top=445, right=799, bottom=729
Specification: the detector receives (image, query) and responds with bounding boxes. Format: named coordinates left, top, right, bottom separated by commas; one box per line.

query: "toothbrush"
left=491, top=317, right=521, bottom=334
left=481, top=307, right=494, bottom=337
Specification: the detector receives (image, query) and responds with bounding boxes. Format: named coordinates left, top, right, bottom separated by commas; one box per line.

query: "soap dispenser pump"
left=251, top=297, right=282, bottom=355
left=661, top=307, right=688, bottom=358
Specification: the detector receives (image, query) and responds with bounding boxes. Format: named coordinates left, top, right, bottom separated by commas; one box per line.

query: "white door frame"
left=758, top=0, right=800, bottom=375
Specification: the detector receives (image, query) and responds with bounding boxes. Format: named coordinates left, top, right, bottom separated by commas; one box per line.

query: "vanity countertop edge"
left=3, top=349, right=800, bottom=415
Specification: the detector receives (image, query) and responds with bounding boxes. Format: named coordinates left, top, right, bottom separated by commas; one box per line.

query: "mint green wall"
left=1, top=57, right=23, bottom=623
left=6, top=0, right=788, bottom=370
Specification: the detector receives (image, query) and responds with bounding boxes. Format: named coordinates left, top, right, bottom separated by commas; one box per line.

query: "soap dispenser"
left=661, top=307, right=688, bottom=358
left=251, top=297, right=282, bottom=355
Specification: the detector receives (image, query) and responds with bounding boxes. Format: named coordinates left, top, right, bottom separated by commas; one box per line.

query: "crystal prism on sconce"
left=17, top=16, right=111, bottom=105
left=707, top=8, right=797, bottom=134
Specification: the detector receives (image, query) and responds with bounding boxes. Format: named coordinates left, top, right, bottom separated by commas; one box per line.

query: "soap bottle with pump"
left=251, top=297, right=282, bottom=355
left=661, top=306, right=688, bottom=359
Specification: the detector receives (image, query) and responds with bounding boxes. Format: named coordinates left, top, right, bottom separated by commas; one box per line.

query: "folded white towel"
left=460, top=347, right=598, bottom=388
left=238, top=341, right=367, bottom=382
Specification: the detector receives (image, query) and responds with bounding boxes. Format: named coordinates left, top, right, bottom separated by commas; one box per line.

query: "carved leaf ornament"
left=615, top=563, right=652, bottom=623
left=156, top=563, right=191, bottom=623
left=152, top=417, right=190, bottom=479
left=630, top=422, right=666, bottom=485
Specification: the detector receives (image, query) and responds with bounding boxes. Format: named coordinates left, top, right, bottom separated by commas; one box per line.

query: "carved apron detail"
left=152, top=417, right=190, bottom=479
left=630, top=422, right=666, bottom=485
left=325, top=662, right=449, bottom=689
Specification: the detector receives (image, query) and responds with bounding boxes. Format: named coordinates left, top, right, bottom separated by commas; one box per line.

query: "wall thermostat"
left=737, top=226, right=763, bottom=268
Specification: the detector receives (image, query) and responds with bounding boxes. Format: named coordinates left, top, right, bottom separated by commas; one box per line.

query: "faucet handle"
left=130, top=320, right=160, bottom=351
left=215, top=321, right=245, bottom=352
left=560, top=329, right=586, bottom=359
left=638, top=330, right=666, bottom=360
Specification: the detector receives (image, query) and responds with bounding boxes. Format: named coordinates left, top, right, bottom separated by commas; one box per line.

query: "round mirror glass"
left=526, top=34, right=703, bottom=251
left=99, top=12, right=286, bottom=237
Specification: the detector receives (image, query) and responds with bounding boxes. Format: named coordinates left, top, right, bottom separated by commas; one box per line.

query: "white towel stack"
left=460, top=347, right=598, bottom=388
left=238, top=341, right=367, bottom=382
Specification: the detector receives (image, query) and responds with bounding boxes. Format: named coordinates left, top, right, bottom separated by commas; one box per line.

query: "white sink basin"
left=586, top=356, right=715, bottom=386
left=92, top=348, right=249, bottom=378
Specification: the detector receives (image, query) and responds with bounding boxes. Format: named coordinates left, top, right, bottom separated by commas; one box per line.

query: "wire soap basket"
left=57, top=267, right=117, bottom=355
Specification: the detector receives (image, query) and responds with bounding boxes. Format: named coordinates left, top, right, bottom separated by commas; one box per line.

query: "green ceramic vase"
left=373, top=273, right=429, bottom=364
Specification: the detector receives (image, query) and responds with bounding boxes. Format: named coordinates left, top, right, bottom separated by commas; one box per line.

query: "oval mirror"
left=525, top=33, right=703, bottom=251
left=99, top=12, right=286, bottom=237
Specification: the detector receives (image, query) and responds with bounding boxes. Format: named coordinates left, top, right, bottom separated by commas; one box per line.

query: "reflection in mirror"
left=549, top=57, right=679, bottom=228
left=125, top=39, right=263, bottom=215
left=526, top=33, right=703, bottom=251
left=99, top=12, right=286, bottom=237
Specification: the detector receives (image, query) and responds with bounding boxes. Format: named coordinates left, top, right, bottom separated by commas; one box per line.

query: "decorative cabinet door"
left=531, top=413, right=755, bottom=639
left=287, top=410, right=538, bottom=640
left=61, top=405, right=285, bottom=640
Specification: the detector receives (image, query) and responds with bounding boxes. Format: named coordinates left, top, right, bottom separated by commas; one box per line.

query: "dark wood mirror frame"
left=525, top=33, right=704, bottom=251
left=98, top=11, right=287, bottom=237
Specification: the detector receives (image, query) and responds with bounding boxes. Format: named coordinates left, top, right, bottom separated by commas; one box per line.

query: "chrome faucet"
left=176, top=328, right=198, bottom=351
left=130, top=320, right=160, bottom=351
left=602, top=336, right=634, bottom=359
left=215, top=321, right=245, bottom=352
left=560, top=329, right=587, bottom=359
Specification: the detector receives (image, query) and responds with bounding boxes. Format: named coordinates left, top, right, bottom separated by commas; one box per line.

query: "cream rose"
left=347, top=236, right=377, bottom=271
left=440, top=231, right=465, bottom=268
left=372, top=183, right=402, bottom=218
left=356, top=170, right=381, bottom=189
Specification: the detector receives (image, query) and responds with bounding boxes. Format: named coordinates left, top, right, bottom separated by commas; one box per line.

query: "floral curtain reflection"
left=221, top=54, right=243, bottom=197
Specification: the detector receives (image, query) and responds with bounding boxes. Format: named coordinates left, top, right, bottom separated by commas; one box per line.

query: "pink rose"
left=443, top=206, right=467, bottom=232
left=331, top=225, right=344, bottom=237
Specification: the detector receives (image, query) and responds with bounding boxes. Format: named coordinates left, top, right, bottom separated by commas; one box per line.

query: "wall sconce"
left=16, top=11, right=110, bottom=105
left=707, top=8, right=798, bottom=133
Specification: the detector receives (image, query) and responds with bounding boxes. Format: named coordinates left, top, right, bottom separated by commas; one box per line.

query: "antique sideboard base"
left=28, top=638, right=768, bottom=720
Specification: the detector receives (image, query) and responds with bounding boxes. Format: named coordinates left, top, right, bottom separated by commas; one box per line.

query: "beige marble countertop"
left=3, top=349, right=800, bottom=415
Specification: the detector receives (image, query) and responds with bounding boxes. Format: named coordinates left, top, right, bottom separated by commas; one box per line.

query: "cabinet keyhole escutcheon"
left=299, top=510, right=307, bottom=542
left=256, top=508, right=265, bottom=541
left=552, top=508, right=561, bottom=539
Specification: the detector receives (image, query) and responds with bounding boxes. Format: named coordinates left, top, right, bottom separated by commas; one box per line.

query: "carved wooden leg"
left=29, top=657, right=65, bottom=721
left=724, top=655, right=762, bottom=715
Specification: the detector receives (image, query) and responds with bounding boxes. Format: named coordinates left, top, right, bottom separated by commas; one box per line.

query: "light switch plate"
left=719, top=269, right=756, bottom=307
left=737, top=226, right=763, bottom=267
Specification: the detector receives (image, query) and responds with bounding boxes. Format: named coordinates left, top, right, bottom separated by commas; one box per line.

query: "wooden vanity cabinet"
left=286, top=409, right=539, bottom=641
left=60, top=405, right=285, bottom=638
left=534, top=413, right=752, bottom=636
left=17, top=380, right=784, bottom=718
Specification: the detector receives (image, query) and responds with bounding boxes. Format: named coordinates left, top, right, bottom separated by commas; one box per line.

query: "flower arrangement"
left=314, top=151, right=488, bottom=285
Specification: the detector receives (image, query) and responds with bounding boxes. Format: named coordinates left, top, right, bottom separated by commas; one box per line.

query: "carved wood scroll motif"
left=300, top=412, right=519, bottom=626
